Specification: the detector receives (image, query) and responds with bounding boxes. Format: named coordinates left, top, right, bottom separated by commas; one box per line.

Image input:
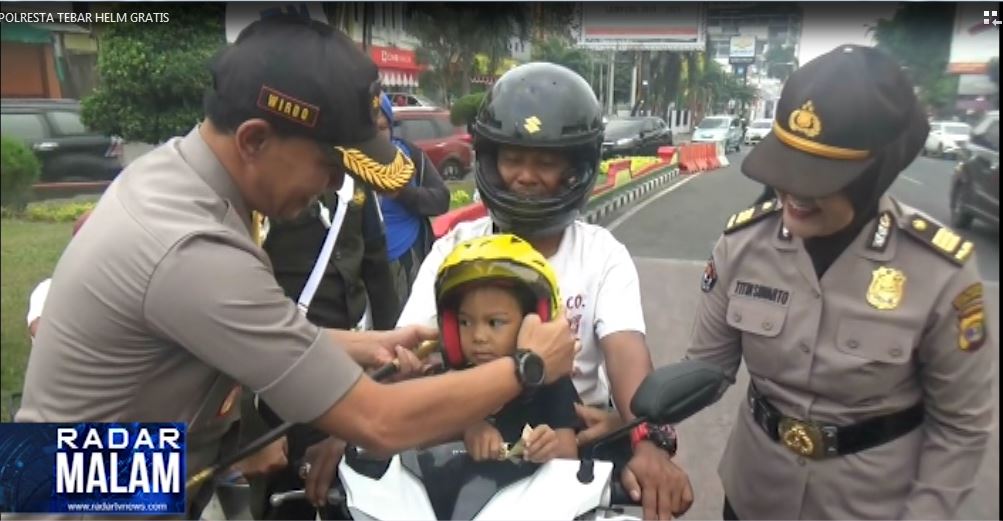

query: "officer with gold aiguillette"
left=685, top=44, right=994, bottom=519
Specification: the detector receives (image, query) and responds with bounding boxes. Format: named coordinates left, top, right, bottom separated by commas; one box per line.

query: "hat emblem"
left=789, top=101, right=822, bottom=139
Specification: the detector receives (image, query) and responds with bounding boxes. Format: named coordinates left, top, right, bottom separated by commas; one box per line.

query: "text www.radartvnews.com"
left=66, top=502, right=170, bottom=513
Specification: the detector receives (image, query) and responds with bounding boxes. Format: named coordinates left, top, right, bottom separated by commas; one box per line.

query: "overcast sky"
left=798, top=3, right=899, bottom=65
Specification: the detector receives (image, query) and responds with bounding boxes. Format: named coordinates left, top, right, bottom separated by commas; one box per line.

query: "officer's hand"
left=372, top=344, right=425, bottom=381
left=379, top=325, right=438, bottom=352
left=574, top=404, right=625, bottom=446
left=463, top=421, right=505, bottom=461
left=231, top=436, right=287, bottom=477
left=516, top=310, right=577, bottom=384
left=621, top=441, right=693, bottom=520
left=303, top=437, right=347, bottom=508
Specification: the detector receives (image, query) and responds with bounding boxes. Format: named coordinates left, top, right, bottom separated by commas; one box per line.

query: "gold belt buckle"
left=778, top=418, right=825, bottom=459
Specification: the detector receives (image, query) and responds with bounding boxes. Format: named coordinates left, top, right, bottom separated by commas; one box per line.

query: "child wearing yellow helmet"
left=435, top=234, right=580, bottom=463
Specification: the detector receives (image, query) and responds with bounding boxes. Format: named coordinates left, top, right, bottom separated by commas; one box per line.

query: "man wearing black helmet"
left=686, top=44, right=993, bottom=519
left=396, top=62, right=693, bottom=520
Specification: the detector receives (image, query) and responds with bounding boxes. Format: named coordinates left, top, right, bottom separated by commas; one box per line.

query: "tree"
left=763, top=44, right=798, bottom=82
left=408, top=4, right=530, bottom=101
left=531, top=37, right=593, bottom=80
left=870, top=3, right=958, bottom=116
left=646, top=52, right=683, bottom=117
left=81, top=5, right=225, bottom=144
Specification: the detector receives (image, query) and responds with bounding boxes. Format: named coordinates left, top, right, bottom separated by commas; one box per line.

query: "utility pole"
left=607, top=51, right=616, bottom=116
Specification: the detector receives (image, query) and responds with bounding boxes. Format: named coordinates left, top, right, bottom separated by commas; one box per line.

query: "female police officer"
left=15, top=17, right=575, bottom=518
left=686, top=45, right=993, bottom=519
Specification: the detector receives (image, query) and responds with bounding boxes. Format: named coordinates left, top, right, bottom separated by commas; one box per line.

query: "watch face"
left=521, top=352, right=545, bottom=386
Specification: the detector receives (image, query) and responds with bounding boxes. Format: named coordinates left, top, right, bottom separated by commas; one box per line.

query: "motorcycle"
left=268, top=360, right=727, bottom=520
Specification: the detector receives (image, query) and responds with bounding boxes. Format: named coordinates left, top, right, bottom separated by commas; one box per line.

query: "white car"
left=924, top=121, right=971, bottom=158
left=744, top=118, right=773, bottom=145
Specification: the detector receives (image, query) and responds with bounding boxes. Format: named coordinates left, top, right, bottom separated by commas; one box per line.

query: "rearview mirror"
left=630, top=360, right=727, bottom=424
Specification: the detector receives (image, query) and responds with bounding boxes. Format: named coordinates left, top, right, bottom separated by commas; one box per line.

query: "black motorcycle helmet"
left=471, top=62, right=604, bottom=238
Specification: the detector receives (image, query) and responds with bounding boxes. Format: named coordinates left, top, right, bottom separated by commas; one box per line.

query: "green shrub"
left=1, top=136, right=42, bottom=211
left=449, top=93, right=487, bottom=126
left=23, top=201, right=96, bottom=223
left=450, top=189, right=472, bottom=209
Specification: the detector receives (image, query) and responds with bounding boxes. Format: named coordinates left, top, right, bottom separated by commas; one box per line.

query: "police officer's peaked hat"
left=743, top=44, right=929, bottom=198
left=207, top=15, right=414, bottom=192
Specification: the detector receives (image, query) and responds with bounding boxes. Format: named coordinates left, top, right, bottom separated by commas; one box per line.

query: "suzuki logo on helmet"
left=523, top=116, right=542, bottom=134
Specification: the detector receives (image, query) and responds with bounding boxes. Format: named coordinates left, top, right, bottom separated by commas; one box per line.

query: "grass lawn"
left=1, top=219, right=73, bottom=420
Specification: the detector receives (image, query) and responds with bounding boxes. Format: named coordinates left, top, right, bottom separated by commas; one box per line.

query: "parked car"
left=387, top=92, right=439, bottom=108
left=744, top=118, right=772, bottom=145
left=1, top=98, right=123, bottom=183
left=925, top=121, right=972, bottom=158
left=392, top=106, right=473, bottom=180
left=601, top=116, right=673, bottom=158
left=692, top=115, right=743, bottom=153
left=950, top=110, right=998, bottom=230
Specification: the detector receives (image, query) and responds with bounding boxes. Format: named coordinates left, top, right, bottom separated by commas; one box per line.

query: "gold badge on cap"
left=912, top=218, right=928, bottom=232
left=789, top=101, right=822, bottom=138
left=523, top=116, right=542, bottom=134
left=867, top=266, right=906, bottom=310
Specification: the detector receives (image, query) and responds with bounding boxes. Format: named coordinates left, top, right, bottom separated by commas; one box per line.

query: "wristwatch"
left=512, top=349, right=545, bottom=394
left=631, top=422, right=678, bottom=456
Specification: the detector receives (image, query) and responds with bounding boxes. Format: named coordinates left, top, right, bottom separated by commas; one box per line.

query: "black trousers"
left=256, top=419, right=350, bottom=520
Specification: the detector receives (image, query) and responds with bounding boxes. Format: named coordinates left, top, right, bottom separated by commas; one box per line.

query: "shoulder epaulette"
left=900, top=214, right=974, bottom=266
left=724, top=199, right=782, bottom=235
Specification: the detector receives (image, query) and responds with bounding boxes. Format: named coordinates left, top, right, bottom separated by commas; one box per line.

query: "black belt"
left=748, top=385, right=924, bottom=459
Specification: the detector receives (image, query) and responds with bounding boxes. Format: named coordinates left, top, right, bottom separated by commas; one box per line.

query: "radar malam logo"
left=0, top=423, right=187, bottom=514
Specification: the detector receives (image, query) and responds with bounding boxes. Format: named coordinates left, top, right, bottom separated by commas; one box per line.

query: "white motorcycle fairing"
left=338, top=447, right=615, bottom=520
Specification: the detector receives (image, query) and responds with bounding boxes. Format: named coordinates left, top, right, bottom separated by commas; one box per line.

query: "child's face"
left=458, top=286, right=523, bottom=365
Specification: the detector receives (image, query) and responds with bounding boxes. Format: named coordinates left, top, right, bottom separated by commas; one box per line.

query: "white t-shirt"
left=27, top=278, right=52, bottom=330
left=396, top=217, right=646, bottom=407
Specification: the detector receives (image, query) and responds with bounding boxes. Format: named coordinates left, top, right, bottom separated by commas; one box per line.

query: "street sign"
left=728, top=35, right=756, bottom=65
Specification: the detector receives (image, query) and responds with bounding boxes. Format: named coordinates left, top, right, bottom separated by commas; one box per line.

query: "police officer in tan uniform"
left=686, top=45, right=994, bottom=519
left=14, top=17, right=575, bottom=519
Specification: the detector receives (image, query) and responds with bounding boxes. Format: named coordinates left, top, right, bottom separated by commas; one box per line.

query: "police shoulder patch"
left=723, top=199, right=782, bottom=235
left=900, top=214, right=974, bottom=266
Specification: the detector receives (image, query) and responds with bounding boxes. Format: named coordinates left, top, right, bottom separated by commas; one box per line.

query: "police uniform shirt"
left=686, top=196, right=994, bottom=519
left=16, top=127, right=363, bottom=479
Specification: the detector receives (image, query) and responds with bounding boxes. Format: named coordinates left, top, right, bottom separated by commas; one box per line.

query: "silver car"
left=692, top=115, right=744, bottom=153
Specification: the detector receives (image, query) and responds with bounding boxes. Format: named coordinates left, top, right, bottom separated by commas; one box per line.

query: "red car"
left=392, top=107, right=473, bottom=180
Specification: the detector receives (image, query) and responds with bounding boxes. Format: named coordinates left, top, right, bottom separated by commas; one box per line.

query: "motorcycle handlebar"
left=269, top=488, right=345, bottom=508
